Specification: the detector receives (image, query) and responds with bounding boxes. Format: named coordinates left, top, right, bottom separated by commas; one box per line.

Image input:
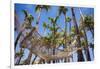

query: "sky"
left=14, top=3, right=94, bottom=63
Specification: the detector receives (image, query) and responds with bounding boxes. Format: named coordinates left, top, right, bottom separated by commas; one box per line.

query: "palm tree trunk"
left=15, top=48, right=24, bottom=65
left=32, top=55, right=37, bottom=64
left=69, top=21, right=73, bottom=61
left=79, top=8, right=91, bottom=61
left=83, top=30, right=91, bottom=61
left=64, top=16, right=67, bottom=62
left=71, top=7, right=84, bottom=61
left=52, top=20, right=56, bottom=63
left=36, top=8, right=42, bottom=31
left=52, top=48, right=55, bottom=63
left=15, top=32, right=22, bottom=51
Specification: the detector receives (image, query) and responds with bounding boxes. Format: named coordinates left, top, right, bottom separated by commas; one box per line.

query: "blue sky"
left=15, top=3, right=94, bottom=63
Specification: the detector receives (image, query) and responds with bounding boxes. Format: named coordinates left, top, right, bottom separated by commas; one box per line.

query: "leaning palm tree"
left=15, top=48, right=24, bottom=65
left=15, top=10, right=34, bottom=51
left=15, top=10, right=34, bottom=65
left=71, top=7, right=84, bottom=61
left=20, top=27, right=38, bottom=65
left=79, top=8, right=91, bottom=61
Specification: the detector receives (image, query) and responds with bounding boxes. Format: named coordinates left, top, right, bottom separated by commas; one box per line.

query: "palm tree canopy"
left=48, top=16, right=59, bottom=24
left=22, top=10, right=34, bottom=23
left=22, top=10, right=34, bottom=29
left=43, top=22, right=49, bottom=29
left=58, top=6, right=68, bottom=15
left=66, top=17, right=71, bottom=23
left=83, top=15, right=94, bottom=30
left=35, top=5, right=50, bottom=13
left=27, top=14, right=34, bottom=23
left=22, top=10, right=28, bottom=18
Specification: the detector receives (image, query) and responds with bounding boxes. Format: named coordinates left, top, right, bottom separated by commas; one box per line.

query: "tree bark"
left=71, top=7, right=84, bottom=61
left=32, top=55, right=37, bottom=64
left=79, top=8, right=91, bottom=61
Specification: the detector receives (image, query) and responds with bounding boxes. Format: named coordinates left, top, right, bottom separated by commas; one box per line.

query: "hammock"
left=20, top=28, right=84, bottom=63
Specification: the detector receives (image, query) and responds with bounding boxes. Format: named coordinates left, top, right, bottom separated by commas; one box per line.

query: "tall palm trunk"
left=15, top=48, right=24, bottom=65
left=83, top=30, right=91, bottom=61
left=20, top=27, right=37, bottom=64
left=52, top=21, right=56, bottom=63
left=32, top=55, right=37, bottom=64
left=71, top=7, right=84, bottom=61
left=36, top=8, right=42, bottom=31
left=69, top=21, right=73, bottom=61
left=15, top=31, right=22, bottom=51
left=15, top=27, right=25, bottom=52
left=52, top=48, right=55, bottom=63
left=64, top=16, right=67, bottom=48
left=79, top=8, right=91, bottom=61
left=64, top=16, right=67, bottom=62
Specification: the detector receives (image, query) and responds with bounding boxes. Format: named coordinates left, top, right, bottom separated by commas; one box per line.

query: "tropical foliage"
left=14, top=4, right=94, bottom=65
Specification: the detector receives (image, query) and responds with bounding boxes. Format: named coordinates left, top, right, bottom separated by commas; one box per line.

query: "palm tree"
left=58, top=6, right=68, bottom=47
left=30, top=5, right=50, bottom=64
left=71, top=7, right=84, bottom=61
left=15, top=10, right=34, bottom=51
left=70, top=26, right=78, bottom=62
left=83, top=15, right=94, bottom=37
left=48, top=16, right=59, bottom=63
left=15, top=10, right=34, bottom=65
left=58, top=6, right=68, bottom=62
left=58, top=6, right=68, bottom=17
left=79, top=8, right=91, bottom=61
left=35, top=5, right=50, bottom=30
left=15, top=47, right=24, bottom=65
left=66, top=17, right=72, bottom=61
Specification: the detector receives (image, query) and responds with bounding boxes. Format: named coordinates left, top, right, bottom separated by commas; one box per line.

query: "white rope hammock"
left=20, top=29, right=84, bottom=62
